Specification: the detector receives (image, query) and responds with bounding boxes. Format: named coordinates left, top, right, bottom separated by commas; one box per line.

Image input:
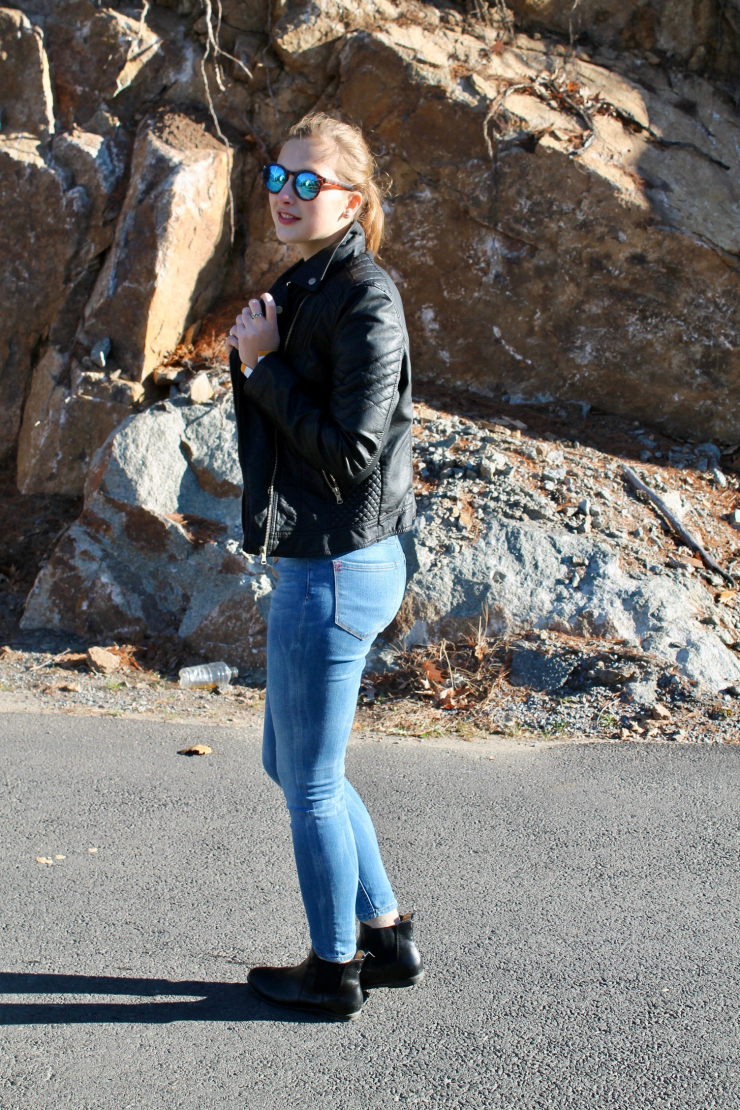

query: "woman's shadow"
left=0, top=971, right=322, bottom=1025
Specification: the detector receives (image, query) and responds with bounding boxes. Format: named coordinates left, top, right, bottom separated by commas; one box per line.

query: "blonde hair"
left=282, top=112, right=389, bottom=256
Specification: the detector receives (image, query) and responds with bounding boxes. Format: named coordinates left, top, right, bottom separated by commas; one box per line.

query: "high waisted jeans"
left=263, top=534, right=406, bottom=962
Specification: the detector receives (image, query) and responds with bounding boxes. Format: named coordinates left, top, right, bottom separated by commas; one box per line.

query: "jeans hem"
left=312, top=946, right=360, bottom=964
left=357, top=902, right=398, bottom=923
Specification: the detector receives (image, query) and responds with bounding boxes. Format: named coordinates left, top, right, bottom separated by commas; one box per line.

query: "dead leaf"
left=491, top=40, right=506, bottom=54
left=87, top=646, right=120, bottom=674
left=54, top=855, right=65, bottom=861
left=35, top=857, right=53, bottom=866
left=717, top=590, right=737, bottom=604
left=178, top=744, right=213, bottom=756
left=422, top=660, right=445, bottom=685
left=58, top=682, right=81, bottom=693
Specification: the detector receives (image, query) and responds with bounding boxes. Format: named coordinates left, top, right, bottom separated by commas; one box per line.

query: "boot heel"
left=388, top=970, right=425, bottom=989
left=358, top=912, right=424, bottom=991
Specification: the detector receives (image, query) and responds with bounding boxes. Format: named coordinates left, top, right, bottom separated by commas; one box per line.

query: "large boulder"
left=0, top=7, right=54, bottom=138
left=0, top=137, right=89, bottom=463
left=333, top=25, right=740, bottom=442
left=21, top=393, right=272, bottom=670
left=12, top=126, right=131, bottom=486
left=81, top=110, right=233, bottom=383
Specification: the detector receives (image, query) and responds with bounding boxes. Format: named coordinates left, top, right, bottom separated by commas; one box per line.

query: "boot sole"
left=363, top=970, right=425, bottom=990
left=248, top=980, right=364, bottom=1021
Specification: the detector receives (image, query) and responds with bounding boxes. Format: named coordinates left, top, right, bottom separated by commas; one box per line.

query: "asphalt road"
left=1, top=712, right=739, bottom=1109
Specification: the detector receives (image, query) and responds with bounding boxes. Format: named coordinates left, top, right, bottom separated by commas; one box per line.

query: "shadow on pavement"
left=0, top=971, right=323, bottom=1025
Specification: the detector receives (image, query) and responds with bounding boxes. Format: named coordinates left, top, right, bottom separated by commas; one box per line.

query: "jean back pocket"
left=333, top=553, right=405, bottom=640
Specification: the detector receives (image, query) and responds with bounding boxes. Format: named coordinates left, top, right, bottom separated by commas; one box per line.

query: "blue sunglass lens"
left=265, top=165, right=287, bottom=192
left=295, top=172, right=322, bottom=200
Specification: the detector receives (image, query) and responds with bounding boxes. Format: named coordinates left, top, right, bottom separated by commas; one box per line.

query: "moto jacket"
left=229, top=220, right=416, bottom=561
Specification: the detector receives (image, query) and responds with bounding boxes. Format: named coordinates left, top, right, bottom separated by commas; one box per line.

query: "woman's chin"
left=274, top=220, right=303, bottom=244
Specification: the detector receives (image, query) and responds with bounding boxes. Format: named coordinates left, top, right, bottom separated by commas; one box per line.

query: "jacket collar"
left=282, top=221, right=367, bottom=292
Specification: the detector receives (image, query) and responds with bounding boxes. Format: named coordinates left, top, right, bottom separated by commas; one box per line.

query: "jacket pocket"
left=333, top=552, right=405, bottom=640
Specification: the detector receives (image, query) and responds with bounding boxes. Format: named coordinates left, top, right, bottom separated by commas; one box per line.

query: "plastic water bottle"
left=178, top=662, right=238, bottom=689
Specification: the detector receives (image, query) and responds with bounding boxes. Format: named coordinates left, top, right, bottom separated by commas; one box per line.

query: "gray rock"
left=624, top=676, right=659, bottom=707
left=397, top=516, right=740, bottom=694
left=696, top=442, right=721, bottom=463
left=89, top=337, right=111, bottom=368
left=22, top=394, right=269, bottom=671
left=509, top=646, right=576, bottom=692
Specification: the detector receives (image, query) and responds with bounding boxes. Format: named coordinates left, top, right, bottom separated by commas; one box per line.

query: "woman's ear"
left=344, top=189, right=363, bottom=218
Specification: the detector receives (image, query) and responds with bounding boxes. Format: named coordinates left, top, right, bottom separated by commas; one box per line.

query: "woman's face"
left=268, top=137, right=362, bottom=260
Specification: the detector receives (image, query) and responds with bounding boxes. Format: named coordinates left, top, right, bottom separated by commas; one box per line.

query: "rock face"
left=3, top=0, right=740, bottom=475
left=508, top=0, right=740, bottom=80
left=333, top=24, right=740, bottom=442
left=0, top=7, right=54, bottom=138
left=21, top=393, right=272, bottom=670
left=38, top=0, right=162, bottom=130
left=0, top=136, right=89, bottom=463
left=12, top=109, right=231, bottom=489
left=5, top=0, right=740, bottom=668
left=82, top=110, right=232, bottom=383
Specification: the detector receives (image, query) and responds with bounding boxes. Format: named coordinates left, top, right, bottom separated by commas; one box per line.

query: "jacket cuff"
left=241, top=350, right=293, bottom=400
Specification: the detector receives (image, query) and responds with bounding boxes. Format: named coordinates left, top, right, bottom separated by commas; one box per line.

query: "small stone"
left=649, top=703, right=671, bottom=720
left=712, top=468, right=727, bottom=488
left=578, top=498, right=591, bottom=515
left=89, top=337, right=111, bottom=368
left=86, top=646, right=120, bottom=674
left=188, top=372, right=214, bottom=405
left=696, top=442, right=721, bottom=463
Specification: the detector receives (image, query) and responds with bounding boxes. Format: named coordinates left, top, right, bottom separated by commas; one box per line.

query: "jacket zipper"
left=260, top=427, right=279, bottom=564
left=260, top=289, right=309, bottom=563
left=322, top=470, right=343, bottom=504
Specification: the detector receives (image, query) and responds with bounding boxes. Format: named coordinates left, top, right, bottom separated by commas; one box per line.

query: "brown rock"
left=187, top=372, right=215, bottom=405
left=82, top=111, right=232, bottom=382
left=333, top=25, right=740, bottom=442
left=16, top=351, right=140, bottom=495
left=43, top=0, right=161, bottom=128
left=0, top=7, right=54, bottom=137
left=86, top=645, right=120, bottom=673
left=0, top=137, right=86, bottom=463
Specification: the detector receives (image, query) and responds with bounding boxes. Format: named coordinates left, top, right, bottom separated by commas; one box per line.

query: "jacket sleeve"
left=241, top=282, right=405, bottom=488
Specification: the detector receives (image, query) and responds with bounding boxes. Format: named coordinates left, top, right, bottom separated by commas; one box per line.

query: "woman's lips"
left=277, top=211, right=300, bottom=224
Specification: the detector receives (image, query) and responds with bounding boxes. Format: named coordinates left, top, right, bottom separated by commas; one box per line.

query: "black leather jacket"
left=229, top=221, right=416, bottom=561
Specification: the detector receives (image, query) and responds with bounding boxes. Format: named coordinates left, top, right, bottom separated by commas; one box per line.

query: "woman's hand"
left=225, top=293, right=280, bottom=369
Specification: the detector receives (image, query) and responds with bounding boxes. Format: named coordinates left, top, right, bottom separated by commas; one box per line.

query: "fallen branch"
left=622, top=465, right=734, bottom=585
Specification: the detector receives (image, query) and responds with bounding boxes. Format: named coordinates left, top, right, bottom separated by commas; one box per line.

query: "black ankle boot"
left=248, top=949, right=367, bottom=1021
left=357, top=912, right=424, bottom=990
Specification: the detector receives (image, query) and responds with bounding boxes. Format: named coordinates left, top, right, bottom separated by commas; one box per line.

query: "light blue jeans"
left=263, top=535, right=406, bottom=962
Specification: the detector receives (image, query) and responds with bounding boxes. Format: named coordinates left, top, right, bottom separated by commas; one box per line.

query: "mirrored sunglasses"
left=262, top=162, right=355, bottom=202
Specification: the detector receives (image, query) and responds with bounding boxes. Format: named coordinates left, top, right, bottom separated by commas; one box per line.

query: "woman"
left=226, top=112, right=423, bottom=1021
